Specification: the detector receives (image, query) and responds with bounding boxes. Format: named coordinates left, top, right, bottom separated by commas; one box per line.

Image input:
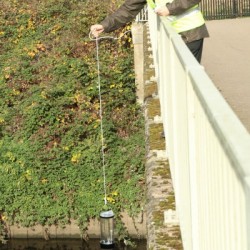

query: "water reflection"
left=0, top=239, right=146, bottom=250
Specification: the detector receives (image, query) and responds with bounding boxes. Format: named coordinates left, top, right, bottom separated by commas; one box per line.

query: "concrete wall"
left=6, top=212, right=146, bottom=240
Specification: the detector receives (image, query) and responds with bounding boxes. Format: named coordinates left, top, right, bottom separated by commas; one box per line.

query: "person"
left=90, top=0, right=209, bottom=63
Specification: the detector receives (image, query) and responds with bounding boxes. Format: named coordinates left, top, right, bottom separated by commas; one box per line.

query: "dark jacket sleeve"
left=100, top=0, right=146, bottom=33
left=167, top=0, right=201, bottom=16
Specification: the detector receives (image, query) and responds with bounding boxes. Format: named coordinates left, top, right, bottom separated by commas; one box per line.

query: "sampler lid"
left=100, top=210, right=114, bottom=218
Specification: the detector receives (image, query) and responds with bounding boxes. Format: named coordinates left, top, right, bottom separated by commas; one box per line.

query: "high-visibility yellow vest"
left=147, top=0, right=205, bottom=33
left=147, top=0, right=156, bottom=9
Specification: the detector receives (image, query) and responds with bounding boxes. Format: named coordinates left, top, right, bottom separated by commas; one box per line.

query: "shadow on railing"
left=147, top=7, right=250, bottom=250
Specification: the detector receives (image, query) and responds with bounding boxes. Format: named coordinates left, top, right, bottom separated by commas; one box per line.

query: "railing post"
left=131, top=22, right=145, bottom=104
left=245, top=177, right=250, bottom=250
left=233, top=0, right=238, bottom=17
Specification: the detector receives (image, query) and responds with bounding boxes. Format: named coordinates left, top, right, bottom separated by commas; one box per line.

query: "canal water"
left=0, top=239, right=147, bottom=250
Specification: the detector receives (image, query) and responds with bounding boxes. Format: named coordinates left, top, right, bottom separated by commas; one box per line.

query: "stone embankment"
left=143, top=23, right=183, bottom=250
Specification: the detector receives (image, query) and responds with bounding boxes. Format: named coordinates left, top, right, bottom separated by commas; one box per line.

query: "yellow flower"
left=51, top=24, right=62, bottom=34
left=74, top=93, right=82, bottom=103
left=4, top=74, right=10, bottom=80
left=0, top=117, right=5, bottom=125
left=107, top=196, right=115, bottom=204
left=1, top=215, right=7, bottom=221
left=62, top=146, right=69, bottom=151
left=6, top=152, right=15, bottom=162
left=25, top=170, right=32, bottom=180
left=36, top=43, right=46, bottom=51
left=12, top=89, right=21, bottom=96
left=27, top=19, right=35, bottom=30
left=41, top=178, right=48, bottom=184
left=28, top=51, right=36, bottom=58
left=41, top=91, right=47, bottom=99
left=71, top=152, right=81, bottom=163
left=111, top=191, right=118, bottom=196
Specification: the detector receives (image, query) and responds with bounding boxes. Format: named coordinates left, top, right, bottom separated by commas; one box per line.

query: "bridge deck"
left=202, top=17, right=250, bottom=133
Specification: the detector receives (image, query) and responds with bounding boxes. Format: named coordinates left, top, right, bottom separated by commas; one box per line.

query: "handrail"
left=147, top=7, right=250, bottom=250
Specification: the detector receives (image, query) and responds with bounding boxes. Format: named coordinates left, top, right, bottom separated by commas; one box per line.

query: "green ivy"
left=0, top=0, right=145, bottom=240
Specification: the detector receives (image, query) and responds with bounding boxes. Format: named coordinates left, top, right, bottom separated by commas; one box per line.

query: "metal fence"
left=201, top=0, right=250, bottom=20
left=136, top=1, right=250, bottom=22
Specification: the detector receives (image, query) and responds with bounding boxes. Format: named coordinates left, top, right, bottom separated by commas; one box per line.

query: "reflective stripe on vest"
left=146, top=0, right=205, bottom=33
left=169, top=5, right=205, bottom=33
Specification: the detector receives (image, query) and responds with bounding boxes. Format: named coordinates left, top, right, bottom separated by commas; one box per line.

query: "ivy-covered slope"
left=0, top=0, right=145, bottom=237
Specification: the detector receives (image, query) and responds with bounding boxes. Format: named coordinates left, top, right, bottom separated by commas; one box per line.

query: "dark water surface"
left=0, top=239, right=147, bottom=250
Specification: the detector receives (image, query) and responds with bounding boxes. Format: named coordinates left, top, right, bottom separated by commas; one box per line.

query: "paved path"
left=202, top=18, right=250, bottom=133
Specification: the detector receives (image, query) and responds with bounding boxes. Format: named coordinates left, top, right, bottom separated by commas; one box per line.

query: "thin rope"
left=90, top=30, right=131, bottom=206
left=95, top=37, right=107, bottom=205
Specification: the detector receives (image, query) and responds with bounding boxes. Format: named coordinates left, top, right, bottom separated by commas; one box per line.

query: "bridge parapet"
left=145, top=7, right=250, bottom=250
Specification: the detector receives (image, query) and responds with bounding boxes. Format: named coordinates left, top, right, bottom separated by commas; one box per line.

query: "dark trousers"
left=186, top=39, right=204, bottom=63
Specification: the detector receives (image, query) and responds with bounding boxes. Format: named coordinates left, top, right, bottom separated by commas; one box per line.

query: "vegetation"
left=0, top=0, right=145, bottom=241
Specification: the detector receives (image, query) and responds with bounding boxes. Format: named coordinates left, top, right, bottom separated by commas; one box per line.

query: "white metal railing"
left=135, top=5, right=148, bottom=22
left=147, top=7, right=250, bottom=250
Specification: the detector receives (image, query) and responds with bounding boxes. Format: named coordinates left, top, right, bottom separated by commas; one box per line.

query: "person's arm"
left=166, top=0, right=201, bottom=16
left=155, top=0, right=201, bottom=17
left=100, top=0, right=146, bottom=33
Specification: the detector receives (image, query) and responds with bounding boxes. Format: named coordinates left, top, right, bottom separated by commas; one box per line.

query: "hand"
left=90, top=24, right=104, bottom=37
left=155, top=6, right=170, bottom=16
